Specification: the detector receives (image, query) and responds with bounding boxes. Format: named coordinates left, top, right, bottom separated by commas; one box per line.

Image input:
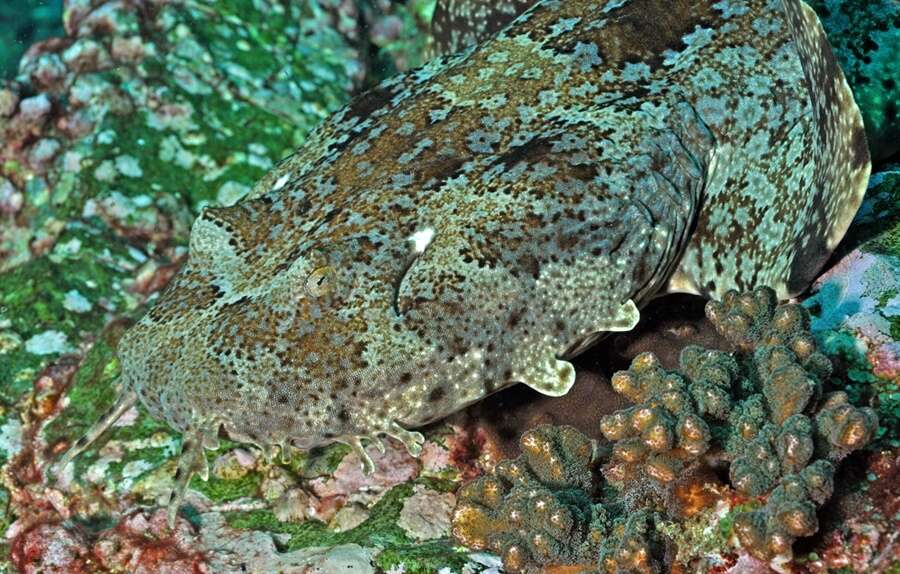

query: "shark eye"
left=306, top=266, right=334, bottom=297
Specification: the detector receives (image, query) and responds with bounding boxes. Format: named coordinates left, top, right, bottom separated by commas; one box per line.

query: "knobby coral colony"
left=451, top=287, right=879, bottom=573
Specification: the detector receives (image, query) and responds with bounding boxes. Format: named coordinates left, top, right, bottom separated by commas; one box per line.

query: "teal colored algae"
left=804, top=169, right=900, bottom=448
left=0, top=0, right=63, bottom=79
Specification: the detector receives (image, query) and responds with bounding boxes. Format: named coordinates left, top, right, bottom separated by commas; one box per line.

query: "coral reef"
left=452, top=288, right=880, bottom=573
left=0, top=0, right=896, bottom=570
left=731, top=460, right=834, bottom=561
left=452, top=424, right=669, bottom=574
left=597, top=511, right=664, bottom=574
left=599, top=352, right=716, bottom=488
left=452, top=425, right=601, bottom=572
left=804, top=168, right=900, bottom=448
left=705, top=289, right=877, bottom=560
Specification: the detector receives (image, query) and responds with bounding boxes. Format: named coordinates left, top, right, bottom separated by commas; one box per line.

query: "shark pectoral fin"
left=388, top=421, right=425, bottom=457
left=517, top=299, right=639, bottom=397
left=600, top=298, right=641, bottom=332
left=344, top=425, right=423, bottom=475
left=519, top=356, right=576, bottom=397
left=563, top=298, right=642, bottom=358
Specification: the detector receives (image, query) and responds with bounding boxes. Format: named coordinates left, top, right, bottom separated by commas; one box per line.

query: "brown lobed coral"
left=451, top=287, right=879, bottom=572
left=451, top=425, right=602, bottom=572
left=599, top=350, right=725, bottom=489
left=452, top=424, right=668, bottom=574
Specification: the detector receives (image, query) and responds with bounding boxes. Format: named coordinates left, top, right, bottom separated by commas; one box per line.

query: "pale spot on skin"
left=409, top=228, right=436, bottom=253
left=272, top=174, right=290, bottom=191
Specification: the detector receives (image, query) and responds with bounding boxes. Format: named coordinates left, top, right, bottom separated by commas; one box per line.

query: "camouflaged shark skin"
left=428, top=0, right=536, bottom=59
left=58, top=0, right=869, bottom=525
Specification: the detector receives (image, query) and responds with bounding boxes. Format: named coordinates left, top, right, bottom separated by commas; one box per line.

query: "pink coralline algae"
left=307, top=439, right=421, bottom=521
left=10, top=510, right=207, bottom=574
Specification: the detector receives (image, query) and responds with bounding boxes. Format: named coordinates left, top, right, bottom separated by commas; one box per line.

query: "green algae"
left=191, top=469, right=263, bottom=503
left=227, top=483, right=415, bottom=549
left=181, top=0, right=351, bottom=98
left=145, top=0, right=351, bottom=212
left=40, top=319, right=178, bottom=493
left=42, top=322, right=126, bottom=447
left=0, top=226, right=137, bottom=406
left=68, top=63, right=340, bottom=220
left=280, top=442, right=353, bottom=480
left=376, top=539, right=469, bottom=574
left=2, top=0, right=358, bottom=277
left=415, top=475, right=458, bottom=494
left=221, top=476, right=468, bottom=572
left=187, top=440, right=264, bottom=503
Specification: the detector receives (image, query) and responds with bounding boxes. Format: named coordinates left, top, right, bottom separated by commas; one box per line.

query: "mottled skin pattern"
left=57, top=0, right=869, bottom=526
left=429, top=0, right=536, bottom=59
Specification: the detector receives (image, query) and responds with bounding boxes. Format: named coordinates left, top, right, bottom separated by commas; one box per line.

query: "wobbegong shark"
left=55, top=0, right=870, bottom=526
